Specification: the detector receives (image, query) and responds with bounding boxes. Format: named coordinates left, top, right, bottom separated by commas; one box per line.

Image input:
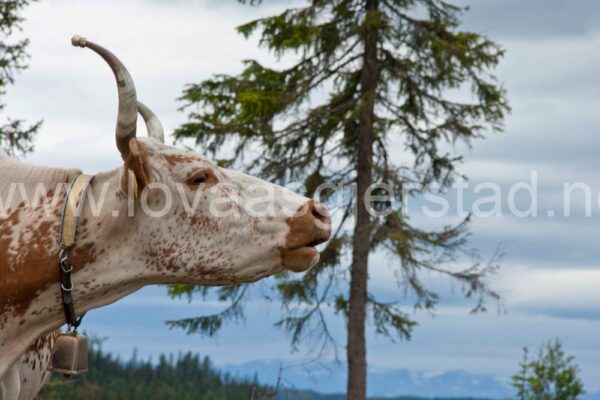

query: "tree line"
left=39, top=343, right=266, bottom=400
left=38, top=339, right=585, bottom=400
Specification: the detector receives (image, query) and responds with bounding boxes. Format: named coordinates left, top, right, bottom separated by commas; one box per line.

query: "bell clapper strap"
left=57, top=173, right=94, bottom=333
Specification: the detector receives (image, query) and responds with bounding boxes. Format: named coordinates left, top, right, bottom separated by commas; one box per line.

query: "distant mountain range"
left=277, top=392, right=495, bottom=400
left=277, top=391, right=499, bottom=400
left=222, top=360, right=600, bottom=400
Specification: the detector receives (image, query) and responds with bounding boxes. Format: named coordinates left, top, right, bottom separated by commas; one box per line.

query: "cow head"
left=71, top=36, right=331, bottom=286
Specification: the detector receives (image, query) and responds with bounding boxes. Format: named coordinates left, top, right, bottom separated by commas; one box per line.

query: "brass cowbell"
left=49, top=331, right=88, bottom=376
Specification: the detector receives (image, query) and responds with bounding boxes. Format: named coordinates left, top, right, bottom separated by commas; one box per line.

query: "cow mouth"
left=281, top=236, right=329, bottom=272
left=282, top=199, right=332, bottom=273
left=281, top=246, right=321, bottom=272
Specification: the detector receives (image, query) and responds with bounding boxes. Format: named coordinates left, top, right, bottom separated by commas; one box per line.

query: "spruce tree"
left=0, top=0, right=40, bottom=155
left=171, top=1, right=509, bottom=398
left=512, top=340, right=584, bottom=400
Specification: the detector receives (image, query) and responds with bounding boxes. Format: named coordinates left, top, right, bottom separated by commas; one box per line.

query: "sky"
left=5, top=0, right=600, bottom=394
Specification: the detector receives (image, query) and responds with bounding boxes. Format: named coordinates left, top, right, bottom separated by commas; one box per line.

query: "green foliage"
left=511, top=340, right=585, bottom=400
left=173, top=0, right=508, bottom=352
left=0, top=0, right=40, bottom=156
left=38, top=343, right=265, bottom=400
left=166, top=284, right=247, bottom=336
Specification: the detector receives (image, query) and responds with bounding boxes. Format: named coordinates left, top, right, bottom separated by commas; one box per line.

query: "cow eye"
left=191, top=174, right=208, bottom=185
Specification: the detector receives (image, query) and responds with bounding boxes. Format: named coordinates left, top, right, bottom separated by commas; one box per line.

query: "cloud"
left=459, top=0, right=600, bottom=39
left=6, top=0, right=280, bottom=172
left=500, top=267, right=600, bottom=312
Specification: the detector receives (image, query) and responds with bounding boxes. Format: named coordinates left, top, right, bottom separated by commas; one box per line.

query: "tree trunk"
left=347, top=1, right=379, bottom=399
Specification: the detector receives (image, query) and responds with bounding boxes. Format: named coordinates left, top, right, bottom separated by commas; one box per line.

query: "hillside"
left=38, top=347, right=264, bottom=400
left=37, top=346, right=495, bottom=400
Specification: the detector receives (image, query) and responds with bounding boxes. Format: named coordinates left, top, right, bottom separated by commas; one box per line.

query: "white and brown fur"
left=0, top=37, right=330, bottom=400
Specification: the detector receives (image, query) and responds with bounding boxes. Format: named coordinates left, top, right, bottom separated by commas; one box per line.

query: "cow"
left=5, top=103, right=183, bottom=400
left=0, top=36, right=331, bottom=400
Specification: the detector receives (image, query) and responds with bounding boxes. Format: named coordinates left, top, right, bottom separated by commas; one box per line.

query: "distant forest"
left=38, top=344, right=268, bottom=400
left=37, top=345, right=491, bottom=400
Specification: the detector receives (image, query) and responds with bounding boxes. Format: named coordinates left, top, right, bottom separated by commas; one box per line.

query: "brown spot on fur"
left=27, top=330, right=58, bottom=353
left=163, top=154, right=199, bottom=167
left=0, top=184, right=99, bottom=319
left=70, top=242, right=101, bottom=270
left=0, top=206, right=59, bottom=318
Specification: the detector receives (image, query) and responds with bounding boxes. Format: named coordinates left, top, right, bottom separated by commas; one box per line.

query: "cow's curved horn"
left=137, top=101, right=165, bottom=143
left=71, top=35, right=137, bottom=160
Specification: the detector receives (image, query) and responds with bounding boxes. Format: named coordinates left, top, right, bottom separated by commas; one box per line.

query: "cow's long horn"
left=137, top=101, right=165, bottom=143
left=71, top=35, right=137, bottom=160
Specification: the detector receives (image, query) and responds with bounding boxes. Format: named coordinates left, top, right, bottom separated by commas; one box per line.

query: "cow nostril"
left=309, top=201, right=331, bottom=246
left=310, top=201, right=330, bottom=223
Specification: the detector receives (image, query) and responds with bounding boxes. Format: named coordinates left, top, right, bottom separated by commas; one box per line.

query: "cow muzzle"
left=282, top=200, right=332, bottom=272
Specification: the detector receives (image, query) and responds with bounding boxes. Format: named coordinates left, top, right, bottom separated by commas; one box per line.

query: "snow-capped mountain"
left=222, top=360, right=512, bottom=398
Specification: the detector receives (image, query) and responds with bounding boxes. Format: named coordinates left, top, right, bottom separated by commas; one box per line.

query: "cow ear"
left=121, top=138, right=152, bottom=197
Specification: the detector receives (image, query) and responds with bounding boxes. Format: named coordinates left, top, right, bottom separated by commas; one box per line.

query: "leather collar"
left=59, top=174, right=94, bottom=248
left=57, top=173, right=94, bottom=330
